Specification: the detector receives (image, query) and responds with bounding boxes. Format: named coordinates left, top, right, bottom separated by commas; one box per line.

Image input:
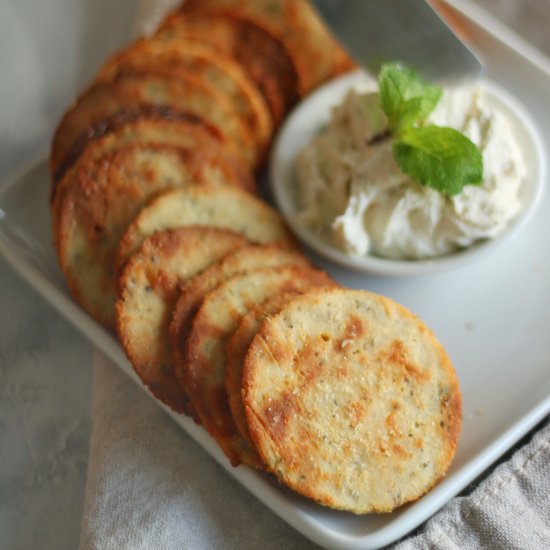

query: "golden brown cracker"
left=116, top=226, right=249, bottom=414
left=225, top=291, right=303, bottom=446
left=50, top=107, right=253, bottom=201
left=184, top=264, right=334, bottom=465
left=243, top=287, right=462, bottom=513
left=117, top=185, right=296, bottom=269
left=50, top=70, right=256, bottom=179
left=170, top=244, right=308, bottom=397
left=55, top=144, right=246, bottom=327
left=97, top=38, right=273, bottom=154
left=50, top=114, right=254, bottom=250
left=157, top=12, right=299, bottom=124
left=178, top=0, right=355, bottom=95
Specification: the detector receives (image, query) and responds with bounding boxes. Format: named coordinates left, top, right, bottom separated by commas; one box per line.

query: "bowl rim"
left=269, top=70, right=547, bottom=277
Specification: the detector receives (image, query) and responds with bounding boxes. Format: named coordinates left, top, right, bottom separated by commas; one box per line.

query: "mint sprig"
left=377, top=62, right=483, bottom=196
left=379, top=63, right=442, bottom=132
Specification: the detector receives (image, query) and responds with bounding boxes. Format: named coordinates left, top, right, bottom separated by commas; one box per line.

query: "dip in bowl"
left=270, top=70, right=545, bottom=276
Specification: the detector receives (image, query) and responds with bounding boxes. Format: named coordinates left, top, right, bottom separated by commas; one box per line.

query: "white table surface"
left=0, top=1, right=549, bottom=548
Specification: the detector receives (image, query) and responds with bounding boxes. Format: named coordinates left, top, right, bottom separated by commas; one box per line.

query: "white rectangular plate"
left=1, top=1, right=549, bottom=548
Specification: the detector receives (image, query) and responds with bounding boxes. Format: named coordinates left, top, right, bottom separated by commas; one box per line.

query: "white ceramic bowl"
left=269, top=70, right=546, bottom=276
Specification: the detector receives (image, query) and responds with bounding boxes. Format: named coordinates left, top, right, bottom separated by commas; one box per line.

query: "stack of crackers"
left=49, top=0, right=461, bottom=514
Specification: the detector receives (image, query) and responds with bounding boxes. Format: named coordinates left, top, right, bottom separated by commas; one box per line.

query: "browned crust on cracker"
left=157, top=12, right=299, bottom=124
left=178, top=0, right=356, bottom=95
left=113, top=66, right=258, bottom=168
left=50, top=70, right=256, bottom=181
left=96, top=37, right=273, bottom=155
left=116, top=226, right=249, bottom=414
left=51, top=116, right=254, bottom=252
left=225, top=291, right=303, bottom=446
left=51, top=105, right=222, bottom=189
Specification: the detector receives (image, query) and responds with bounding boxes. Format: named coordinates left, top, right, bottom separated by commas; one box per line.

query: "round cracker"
left=116, top=226, right=249, bottom=414
left=157, top=12, right=299, bottom=124
left=185, top=264, right=334, bottom=466
left=243, top=288, right=462, bottom=513
left=50, top=114, right=254, bottom=246
left=117, top=185, right=296, bottom=269
left=50, top=70, right=256, bottom=178
left=50, top=107, right=253, bottom=200
left=179, top=0, right=355, bottom=95
left=225, top=291, right=303, bottom=447
left=56, top=144, right=246, bottom=327
left=96, top=38, right=273, bottom=154
left=170, top=244, right=308, bottom=398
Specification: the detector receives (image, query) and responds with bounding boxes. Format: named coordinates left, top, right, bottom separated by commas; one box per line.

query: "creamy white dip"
left=295, top=85, right=526, bottom=259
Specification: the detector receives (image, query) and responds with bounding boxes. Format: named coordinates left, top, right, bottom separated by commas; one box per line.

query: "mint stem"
left=367, top=129, right=392, bottom=146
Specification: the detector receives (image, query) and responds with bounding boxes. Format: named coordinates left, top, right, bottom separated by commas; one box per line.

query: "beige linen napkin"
left=395, top=419, right=550, bottom=549
left=80, top=352, right=550, bottom=550
left=79, top=352, right=314, bottom=550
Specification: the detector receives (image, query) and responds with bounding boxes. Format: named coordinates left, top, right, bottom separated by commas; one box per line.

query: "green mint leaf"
left=393, top=126, right=484, bottom=196
left=379, top=62, right=442, bottom=131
